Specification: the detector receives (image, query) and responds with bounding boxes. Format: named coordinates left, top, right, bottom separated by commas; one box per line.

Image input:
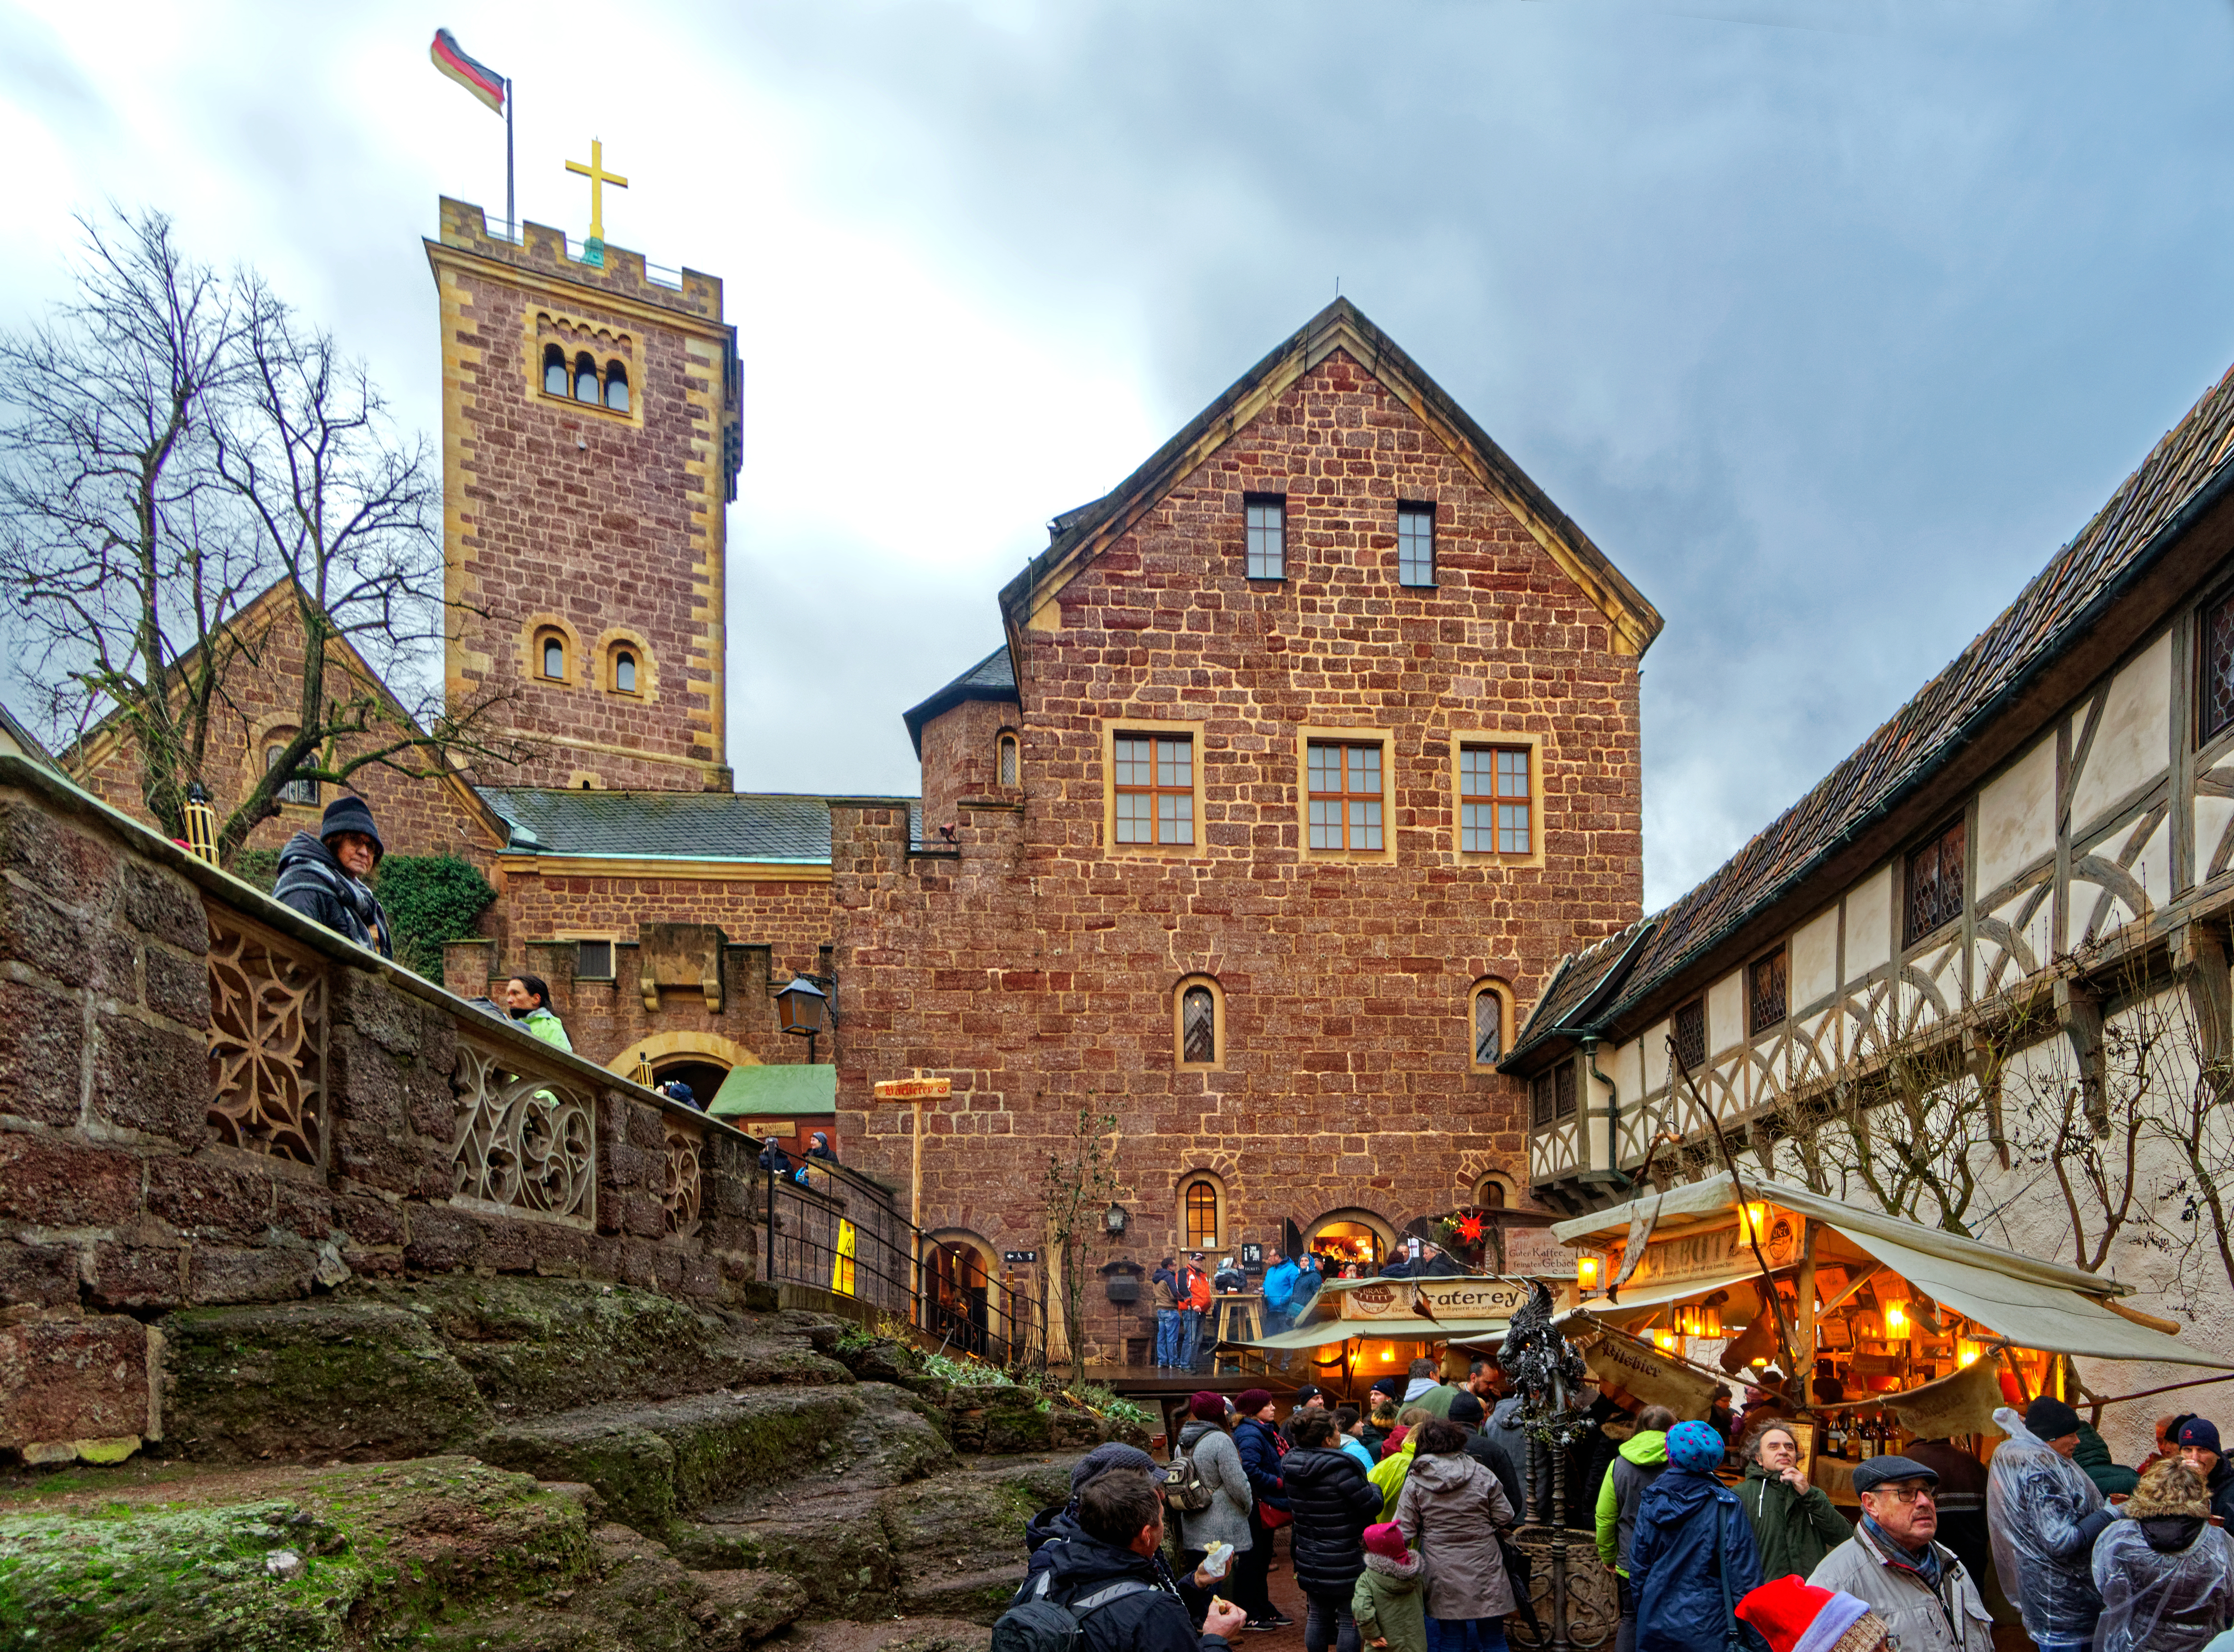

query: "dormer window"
left=603, top=361, right=629, bottom=413
left=574, top=352, right=599, bottom=403
left=543, top=344, right=568, bottom=397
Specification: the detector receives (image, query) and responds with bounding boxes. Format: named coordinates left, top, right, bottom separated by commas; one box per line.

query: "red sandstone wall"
left=831, top=348, right=1643, bottom=1363
left=919, top=698, right=1021, bottom=836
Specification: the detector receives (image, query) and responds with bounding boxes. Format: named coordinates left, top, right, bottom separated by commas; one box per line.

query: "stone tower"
left=425, top=198, right=740, bottom=792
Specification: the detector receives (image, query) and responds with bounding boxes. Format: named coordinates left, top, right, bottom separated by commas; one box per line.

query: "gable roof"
left=481, top=786, right=912, bottom=862
left=1509, top=352, right=2234, bottom=1067
left=997, top=297, right=1663, bottom=659
left=899, top=645, right=1017, bottom=756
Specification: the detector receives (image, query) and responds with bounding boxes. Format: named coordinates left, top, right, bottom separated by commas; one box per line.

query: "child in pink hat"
left=1352, top=1523, right=1429, bottom=1652
left=1735, top=1574, right=1889, bottom=1652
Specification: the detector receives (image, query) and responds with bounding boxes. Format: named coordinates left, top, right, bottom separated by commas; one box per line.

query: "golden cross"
left=564, top=138, right=629, bottom=242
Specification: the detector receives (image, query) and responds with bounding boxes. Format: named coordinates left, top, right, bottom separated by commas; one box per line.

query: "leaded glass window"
left=1474, top=990, right=1503, bottom=1066
left=1182, top=984, right=1216, bottom=1065
left=1905, top=817, right=1967, bottom=945
left=1748, top=948, right=1788, bottom=1036
left=1673, top=999, right=1707, bottom=1074
left=1554, top=1061, right=1578, bottom=1118
left=2207, top=594, right=2234, bottom=742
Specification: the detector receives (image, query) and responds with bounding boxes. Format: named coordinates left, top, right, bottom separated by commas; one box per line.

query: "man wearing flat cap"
left=1986, top=1396, right=2113, bottom=1652
left=1809, top=1454, right=1991, bottom=1650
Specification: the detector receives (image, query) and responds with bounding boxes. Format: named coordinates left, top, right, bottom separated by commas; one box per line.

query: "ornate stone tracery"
left=450, top=1039, right=595, bottom=1225
left=664, top=1119, right=704, bottom=1237
left=205, top=909, right=326, bottom=1166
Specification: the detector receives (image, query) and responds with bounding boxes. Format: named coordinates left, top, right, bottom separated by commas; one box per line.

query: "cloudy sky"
left=5, top=1, right=2233, bottom=906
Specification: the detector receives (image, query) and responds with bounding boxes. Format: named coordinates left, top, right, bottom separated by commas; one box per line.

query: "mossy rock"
left=0, top=1457, right=592, bottom=1650
left=982, top=1403, right=1052, bottom=1454
left=160, top=1300, right=492, bottom=1463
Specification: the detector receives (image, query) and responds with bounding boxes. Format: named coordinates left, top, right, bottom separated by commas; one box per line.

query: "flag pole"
left=505, top=78, right=515, bottom=240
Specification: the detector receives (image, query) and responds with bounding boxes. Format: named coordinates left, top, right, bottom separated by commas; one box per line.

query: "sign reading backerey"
left=873, top=1078, right=953, bottom=1101
left=1609, top=1210, right=1801, bottom=1287
left=1338, top=1279, right=1532, bottom=1322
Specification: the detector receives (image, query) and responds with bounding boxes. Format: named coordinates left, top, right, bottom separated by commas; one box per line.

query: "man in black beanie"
left=273, top=794, right=393, bottom=958
left=1986, top=1394, right=2111, bottom=1652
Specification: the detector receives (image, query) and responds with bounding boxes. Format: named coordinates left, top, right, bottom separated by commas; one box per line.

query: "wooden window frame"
left=1174, top=974, right=1226, bottom=1072
left=608, top=642, right=643, bottom=697
left=1554, top=1061, right=1578, bottom=1119
left=1180, top=1174, right=1224, bottom=1250
left=1297, top=727, right=1396, bottom=863
left=1671, top=998, right=1707, bottom=1077
left=1452, top=732, right=1544, bottom=866
left=1397, top=501, right=1437, bottom=588
left=1245, top=492, right=1286, bottom=581
left=1747, top=945, right=1789, bottom=1037
left=1100, top=717, right=1206, bottom=857
left=2203, top=587, right=2234, bottom=748
left=1469, top=979, right=1513, bottom=1072
left=1903, top=815, right=1968, bottom=948
left=1530, top=1072, right=1555, bottom=1128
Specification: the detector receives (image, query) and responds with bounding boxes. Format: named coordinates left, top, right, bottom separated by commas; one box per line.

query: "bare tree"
left=0, top=209, right=253, bottom=839
left=0, top=207, right=525, bottom=861
left=1040, top=1106, right=1119, bottom=1383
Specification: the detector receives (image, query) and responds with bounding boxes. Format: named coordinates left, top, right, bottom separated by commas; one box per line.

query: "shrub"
left=373, top=854, right=496, bottom=980
left=230, top=846, right=281, bottom=895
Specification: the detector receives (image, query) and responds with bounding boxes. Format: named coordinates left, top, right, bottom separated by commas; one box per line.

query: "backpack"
left=1163, top=1437, right=1217, bottom=1512
left=991, top=1570, right=1153, bottom=1652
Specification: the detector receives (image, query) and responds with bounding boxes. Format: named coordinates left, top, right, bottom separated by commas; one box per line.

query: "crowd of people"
left=1003, top=1379, right=2234, bottom=1652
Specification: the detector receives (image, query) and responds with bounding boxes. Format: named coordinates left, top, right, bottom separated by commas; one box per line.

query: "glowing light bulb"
left=1577, top=1255, right=1602, bottom=1292
left=1885, top=1301, right=1908, bottom=1337
left=1654, top=1329, right=1678, bottom=1352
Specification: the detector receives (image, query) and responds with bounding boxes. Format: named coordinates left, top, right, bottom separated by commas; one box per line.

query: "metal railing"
left=762, top=1156, right=1045, bottom=1370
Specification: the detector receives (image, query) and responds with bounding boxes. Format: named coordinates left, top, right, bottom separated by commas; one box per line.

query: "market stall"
left=1224, top=1274, right=1548, bottom=1402
left=1536, top=1170, right=2234, bottom=1502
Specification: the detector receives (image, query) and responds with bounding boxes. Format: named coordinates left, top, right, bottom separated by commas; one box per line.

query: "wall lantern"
left=1104, top=1201, right=1129, bottom=1237
left=774, top=975, right=833, bottom=1064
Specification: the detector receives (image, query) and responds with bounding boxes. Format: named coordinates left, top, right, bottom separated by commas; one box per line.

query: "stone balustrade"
left=0, top=754, right=762, bottom=1466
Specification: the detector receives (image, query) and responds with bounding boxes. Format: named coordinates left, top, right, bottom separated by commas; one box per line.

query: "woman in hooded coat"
left=2090, top=1460, right=2234, bottom=1652
left=1283, top=1409, right=1387, bottom=1652
left=1174, top=1389, right=1255, bottom=1584
left=1628, top=1420, right=1763, bottom=1652
left=1394, top=1419, right=1518, bottom=1652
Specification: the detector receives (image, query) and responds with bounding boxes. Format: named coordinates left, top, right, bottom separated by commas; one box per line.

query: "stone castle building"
left=61, top=197, right=1660, bottom=1365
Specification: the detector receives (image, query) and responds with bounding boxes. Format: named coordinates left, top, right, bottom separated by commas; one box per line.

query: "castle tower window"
left=1175, top=974, right=1224, bottom=1069
left=574, top=353, right=599, bottom=402
left=543, top=344, right=568, bottom=397
left=536, top=629, right=569, bottom=683
left=604, top=361, right=629, bottom=413
left=1470, top=980, right=1511, bottom=1070
left=998, top=732, right=1019, bottom=787
left=614, top=648, right=638, bottom=694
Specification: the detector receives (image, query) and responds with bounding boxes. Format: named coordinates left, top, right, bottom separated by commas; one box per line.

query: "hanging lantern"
left=1654, top=1329, right=1678, bottom=1352
left=1884, top=1300, right=1909, bottom=1338
left=1576, top=1254, right=1602, bottom=1292
left=1705, top=1305, right=1723, bottom=1338
left=1958, top=1339, right=1984, bottom=1368
left=182, top=782, right=219, bottom=866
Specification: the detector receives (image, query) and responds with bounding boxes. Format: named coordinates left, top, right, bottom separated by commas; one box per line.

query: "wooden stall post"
left=1796, top=1220, right=1819, bottom=1411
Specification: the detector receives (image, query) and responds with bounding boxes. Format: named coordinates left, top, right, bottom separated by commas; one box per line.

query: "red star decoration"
left=1455, top=1212, right=1485, bottom=1244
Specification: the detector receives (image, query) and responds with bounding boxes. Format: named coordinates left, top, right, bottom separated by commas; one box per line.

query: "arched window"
left=264, top=735, right=317, bottom=806
left=536, top=629, right=568, bottom=683
left=614, top=648, right=638, bottom=694
left=998, top=731, right=1019, bottom=787
left=574, top=352, right=599, bottom=402
left=543, top=344, right=568, bottom=397
left=1175, top=975, right=1223, bottom=1069
left=603, top=361, right=629, bottom=413
left=1470, top=980, right=1512, bottom=1072
left=1180, top=1175, right=1223, bottom=1250
left=1476, top=1177, right=1507, bottom=1209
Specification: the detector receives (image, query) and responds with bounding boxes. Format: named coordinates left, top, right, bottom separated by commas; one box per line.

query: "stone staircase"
left=1, top=1277, right=1138, bottom=1649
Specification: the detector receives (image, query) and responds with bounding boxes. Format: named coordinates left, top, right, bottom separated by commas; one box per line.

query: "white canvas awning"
left=1571, top=1269, right=1761, bottom=1321
left=1552, top=1172, right=2234, bottom=1370
left=1232, top=1317, right=1511, bottom=1350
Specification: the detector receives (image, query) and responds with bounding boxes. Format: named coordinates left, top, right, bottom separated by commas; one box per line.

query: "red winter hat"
left=1735, top=1576, right=1884, bottom=1652
left=1361, top=1522, right=1410, bottom=1561
left=1235, top=1388, right=1274, bottom=1414
left=1190, top=1390, right=1228, bottom=1422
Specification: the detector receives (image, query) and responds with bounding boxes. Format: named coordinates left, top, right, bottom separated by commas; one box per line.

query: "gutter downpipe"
left=1559, top=1031, right=1629, bottom=1191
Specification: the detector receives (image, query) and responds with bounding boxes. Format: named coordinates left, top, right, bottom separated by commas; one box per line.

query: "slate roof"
left=479, top=788, right=909, bottom=862
left=900, top=645, right=1017, bottom=755
left=1510, top=353, right=2234, bottom=1066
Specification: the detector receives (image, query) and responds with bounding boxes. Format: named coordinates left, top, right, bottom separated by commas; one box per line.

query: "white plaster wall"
left=1978, top=735, right=2057, bottom=896
left=1642, top=1020, right=1670, bottom=1096
left=1792, top=906, right=1838, bottom=1010
left=1845, top=865, right=1892, bottom=983
left=2067, top=632, right=2171, bottom=834
left=1709, top=970, right=1744, bottom=1056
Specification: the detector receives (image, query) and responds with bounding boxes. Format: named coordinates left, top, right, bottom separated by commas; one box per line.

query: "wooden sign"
left=873, top=1078, right=952, bottom=1101
left=1338, top=1279, right=1531, bottom=1322
left=1613, top=1210, right=1801, bottom=1288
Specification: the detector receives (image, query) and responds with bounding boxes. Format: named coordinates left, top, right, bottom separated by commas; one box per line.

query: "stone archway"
left=1305, top=1207, right=1397, bottom=1274
left=925, top=1228, right=1007, bottom=1357
left=606, top=1030, right=761, bottom=1088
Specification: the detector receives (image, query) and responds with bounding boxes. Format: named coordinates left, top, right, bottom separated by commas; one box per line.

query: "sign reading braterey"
left=1338, top=1279, right=1532, bottom=1322
left=1610, top=1209, right=1802, bottom=1287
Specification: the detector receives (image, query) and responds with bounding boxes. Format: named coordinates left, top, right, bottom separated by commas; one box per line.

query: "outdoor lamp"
left=1884, top=1300, right=1909, bottom=1338
left=1104, top=1201, right=1127, bottom=1236
left=1958, top=1339, right=1983, bottom=1367
left=1739, top=1201, right=1769, bottom=1244
left=1654, top=1329, right=1678, bottom=1352
left=774, top=975, right=829, bottom=1036
left=1576, top=1254, right=1602, bottom=1292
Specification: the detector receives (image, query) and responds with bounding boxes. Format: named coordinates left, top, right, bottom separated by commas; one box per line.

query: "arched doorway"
left=607, top=1033, right=759, bottom=1105
left=1306, top=1208, right=1397, bottom=1275
left=926, top=1230, right=1002, bottom=1357
left=652, top=1059, right=729, bottom=1110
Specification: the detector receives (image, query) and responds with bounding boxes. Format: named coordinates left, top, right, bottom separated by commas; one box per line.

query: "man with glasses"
left=1810, top=1455, right=1992, bottom=1650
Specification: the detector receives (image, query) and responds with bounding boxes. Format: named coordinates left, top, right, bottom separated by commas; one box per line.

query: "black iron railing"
left=762, top=1156, right=1045, bottom=1370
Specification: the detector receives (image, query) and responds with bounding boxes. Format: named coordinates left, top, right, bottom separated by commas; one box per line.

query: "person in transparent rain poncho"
left=1985, top=1399, right=2114, bottom=1652
left=2090, top=1459, right=2234, bottom=1652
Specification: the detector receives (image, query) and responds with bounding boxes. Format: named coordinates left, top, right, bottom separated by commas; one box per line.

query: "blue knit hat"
left=1667, top=1419, right=1725, bottom=1472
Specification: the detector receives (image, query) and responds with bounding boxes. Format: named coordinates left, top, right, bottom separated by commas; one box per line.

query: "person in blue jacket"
left=1233, top=1388, right=1296, bottom=1631
left=1628, top=1419, right=1763, bottom=1652
left=1262, top=1253, right=1301, bottom=1333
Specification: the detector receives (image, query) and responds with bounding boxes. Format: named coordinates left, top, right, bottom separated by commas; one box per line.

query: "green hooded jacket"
left=520, top=1005, right=573, bottom=1053
left=1594, top=1428, right=1666, bottom=1574
left=1737, top=1459, right=1852, bottom=1581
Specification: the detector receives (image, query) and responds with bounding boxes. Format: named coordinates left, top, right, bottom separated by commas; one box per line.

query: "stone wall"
left=830, top=346, right=1644, bottom=1363
left=0, top=754, right=770, bottom=1466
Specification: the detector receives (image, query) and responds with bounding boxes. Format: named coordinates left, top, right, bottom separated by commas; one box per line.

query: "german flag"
left=430, top=28, right=505, bottom=116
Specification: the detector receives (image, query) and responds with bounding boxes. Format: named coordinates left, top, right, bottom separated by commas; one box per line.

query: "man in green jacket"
left=1594, top=1404, right=1673, bottom=1652
left=1737, top=1418, right=1851, bottom=1580
left=504, top=974, right=573, bottom=1051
